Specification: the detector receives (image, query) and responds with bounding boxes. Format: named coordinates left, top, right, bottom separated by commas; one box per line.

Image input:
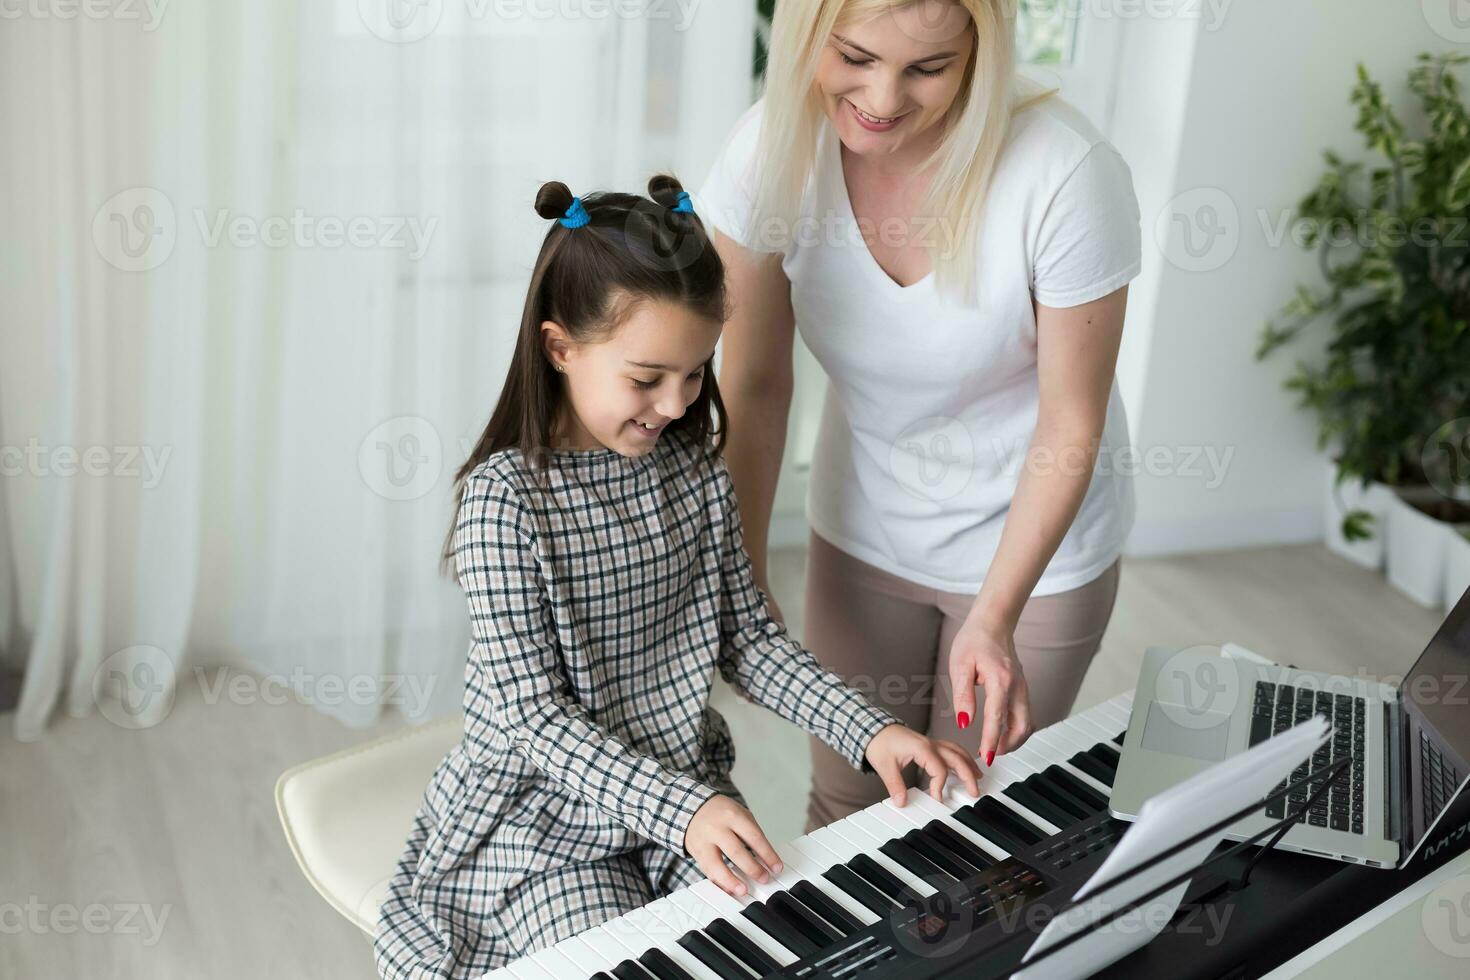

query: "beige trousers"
left=801, top=530, right=1122, bottom=833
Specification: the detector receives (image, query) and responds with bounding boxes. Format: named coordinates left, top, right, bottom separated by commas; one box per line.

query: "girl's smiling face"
left=814, top=1, right=975, bottom=161
left=542, top=295, right=722, bottom=457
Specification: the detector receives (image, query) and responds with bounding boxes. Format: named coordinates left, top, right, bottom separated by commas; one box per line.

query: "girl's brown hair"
left=442, top=174, right=730, bottom=573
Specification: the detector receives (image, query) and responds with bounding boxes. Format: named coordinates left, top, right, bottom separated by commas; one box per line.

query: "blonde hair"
left=754, top=0, right=1055, bottom=304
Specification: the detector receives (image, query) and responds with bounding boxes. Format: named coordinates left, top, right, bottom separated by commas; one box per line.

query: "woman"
left=696, top=0, right=1140, bottom=832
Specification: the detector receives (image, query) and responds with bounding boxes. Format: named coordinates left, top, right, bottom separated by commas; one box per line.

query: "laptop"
left=1109, top=586, right=1470, bottom=868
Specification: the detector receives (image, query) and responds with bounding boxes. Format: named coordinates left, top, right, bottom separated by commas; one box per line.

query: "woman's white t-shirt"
left=696, top=96, right=1142, bottom=596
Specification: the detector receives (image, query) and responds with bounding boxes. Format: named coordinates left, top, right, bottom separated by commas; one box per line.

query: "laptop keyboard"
left=1421, top=730, right=1462, bottom=821
left=1251, top=681, right=1366, bottom=834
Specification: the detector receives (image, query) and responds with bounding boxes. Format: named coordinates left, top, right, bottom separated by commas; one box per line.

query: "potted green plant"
left=1258, top=52, right=1470, bottom=602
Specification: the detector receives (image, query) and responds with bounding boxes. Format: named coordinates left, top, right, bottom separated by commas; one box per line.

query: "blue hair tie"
left=671, top=191, right=694, bottom=214
left=559, top=197, right=591, bottom=229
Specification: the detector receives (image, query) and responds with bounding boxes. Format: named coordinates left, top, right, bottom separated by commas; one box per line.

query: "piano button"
left=903, top=827, right=981, bottom=880
left=769, top=891, right=843, bottom=946
left=790, top=879, right=865, bottom=935
left=703, top=918, right=784, bottom=976
left=1069, top=750, right=1114, bottom=787
left=1331, top=812, right=1348, bottom=832
left=878, top=837, right=951, bottom=884
left=1045, top=766, right=1109, bottom=812
left=849, top=853, right=924, bottom=906
left=741, top=901, right=821, bottom=958
left=688, top=882, right=799, bottom=966
left=677, top=931, right=756, bottom=980
left=639, top=947, right=698, bottom=980
left=923, top=820, right=996, bottom=871
left=823, top=864, right=897, bottom=916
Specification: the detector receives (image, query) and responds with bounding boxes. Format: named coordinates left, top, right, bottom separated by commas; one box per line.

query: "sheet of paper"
left=1012, top=715, right=1329, bottom=980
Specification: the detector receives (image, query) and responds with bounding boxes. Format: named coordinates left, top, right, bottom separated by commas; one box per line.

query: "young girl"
left=373, top=175, right=981, bottom=979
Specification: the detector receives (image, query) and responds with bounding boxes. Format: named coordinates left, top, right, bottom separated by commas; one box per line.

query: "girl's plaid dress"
left=373, top=429, right=900, bottom=979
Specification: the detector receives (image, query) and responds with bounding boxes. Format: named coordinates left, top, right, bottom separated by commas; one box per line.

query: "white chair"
left=274, top=715, right=461, bottom=935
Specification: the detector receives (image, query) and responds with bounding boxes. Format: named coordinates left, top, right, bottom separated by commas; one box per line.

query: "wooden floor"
left=0, top=543, right=1444, bottom=978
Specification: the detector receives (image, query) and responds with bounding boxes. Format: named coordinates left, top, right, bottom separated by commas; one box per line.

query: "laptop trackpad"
left=1141, top=701, right=1232, bottom=762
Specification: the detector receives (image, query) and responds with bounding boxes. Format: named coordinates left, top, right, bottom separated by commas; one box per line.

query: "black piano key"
left=678, top=931, right=755, bottom=980
left=1069, top=750, right=1114, bottom=786
left=927, top=821, right=996, bottom=870
left=879, top=837, right=950, bottom=883
left=1087, top=744, right=1120, bottom=775
left=613, top=960, right=658, bottom=980
left=951, top=804, right=1025, bottom=856
left=904, top=828, right=981, bottom=881
left=849, top=854, right=922, bottom=906
left=823, top=865, right=897, bottom=916
left=1028, top=771, right=1095, bottom=822
left=593, top=974, right=618, bottom=980
left=790, top=880, right=864, bottom=935
left=742, top=901, right=821, bottom=958
left=705, top=919, right=780, bottom=977
left=1111, top=731, right=1125, bottom=746
left=1003, top=782, right=1072, bottom=829
left=639, top=947, right=696, bottom=980
left=1047, top=766, right=1109, bottom=811
left=769, top=891, right=843, bottom=948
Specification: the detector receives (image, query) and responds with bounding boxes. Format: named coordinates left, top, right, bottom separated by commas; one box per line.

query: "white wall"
left=1116, top=0, right=1457, bottom=556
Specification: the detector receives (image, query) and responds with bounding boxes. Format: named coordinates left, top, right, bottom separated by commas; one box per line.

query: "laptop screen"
left=1402, top=585, right=1470, bottom=845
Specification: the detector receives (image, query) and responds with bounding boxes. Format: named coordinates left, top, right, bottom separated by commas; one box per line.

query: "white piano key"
left=578, top=924, right=644, bottom=973
left=688, top=879, right=800, bottom=966
left=777, top=838, right=882, bottom=926
left=500, top=954, right=556, bottom=980
left=547, top=935, right=615, bottom=976
left=1067, top=711, right=1121, bottom=747
left=833, top=811, right=940, bottom=897
left=519, top=944, right=583, bottom=979
left=1092, top=697, right=1132, bottom=732
left=619, top=904, right=723, bottom=980
left=893, top=791, right=1012, bottom=864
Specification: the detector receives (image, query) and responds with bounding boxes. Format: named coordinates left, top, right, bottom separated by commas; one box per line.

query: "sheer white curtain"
left=0, top=0, right=755, bottom=741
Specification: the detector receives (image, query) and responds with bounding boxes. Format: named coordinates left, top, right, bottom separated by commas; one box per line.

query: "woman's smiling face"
left=813, top=1, right=975, bottom=160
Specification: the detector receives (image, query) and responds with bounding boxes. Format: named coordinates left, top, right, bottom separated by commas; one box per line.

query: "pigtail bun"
left=534, top=180, right=577, bottom=221
left=646, top=173, right=687, bottom=212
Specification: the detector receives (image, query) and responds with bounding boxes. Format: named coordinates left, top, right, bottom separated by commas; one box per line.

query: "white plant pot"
left=1385, top=487, right=1450, bottom=608
left=1324, top=464, right=1393, bottom=570
left=1443, top=524, right=1470, bottom=609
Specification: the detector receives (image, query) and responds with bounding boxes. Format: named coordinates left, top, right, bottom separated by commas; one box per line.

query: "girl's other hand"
left=863, top=724, right=982, bottom=806
left=684, top=795, right=784, bottom=897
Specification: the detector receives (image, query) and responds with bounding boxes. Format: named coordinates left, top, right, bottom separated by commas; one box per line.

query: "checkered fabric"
left=373, top=429, right=900, bottom=979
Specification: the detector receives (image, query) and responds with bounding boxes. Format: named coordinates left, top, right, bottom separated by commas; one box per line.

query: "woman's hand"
left=949, top=615, right=1034, bottom=766
left=864, top=724, right=981, bottom=806
left=685, top=795, right=784, bottom=897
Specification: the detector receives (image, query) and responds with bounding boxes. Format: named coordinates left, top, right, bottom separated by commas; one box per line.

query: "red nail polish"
left=985, top=750, right=995, bottom=766
left=957, top=711, right=970, bottom=729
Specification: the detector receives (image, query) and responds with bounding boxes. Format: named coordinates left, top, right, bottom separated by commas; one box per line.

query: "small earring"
left=553, top=363, right=564, bottom=373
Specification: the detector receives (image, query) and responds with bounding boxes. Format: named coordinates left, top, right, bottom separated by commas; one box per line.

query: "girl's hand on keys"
left=684, top=795, right=784, bottom=897
left=865, top=724, right=982, bottom=805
